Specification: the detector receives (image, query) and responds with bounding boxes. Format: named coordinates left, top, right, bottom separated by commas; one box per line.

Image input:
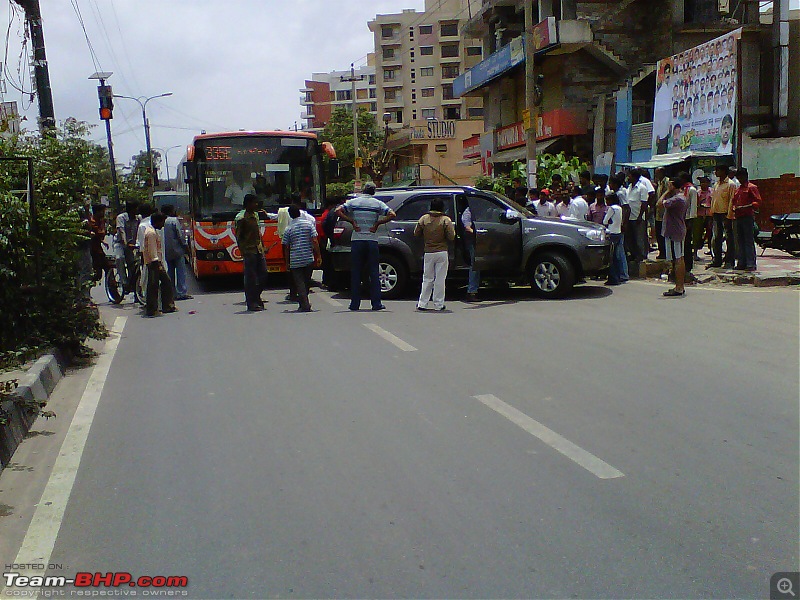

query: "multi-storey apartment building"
left=369, top=0, right=487, bottom=185
left=300, top=58, right=378, bottom=133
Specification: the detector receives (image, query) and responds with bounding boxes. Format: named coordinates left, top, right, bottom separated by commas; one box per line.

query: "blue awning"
left=454, top=36, right=525, bottom=98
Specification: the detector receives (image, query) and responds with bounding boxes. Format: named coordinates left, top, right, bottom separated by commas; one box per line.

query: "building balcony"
left=299, top=87, right=313, bottom=93
left=439, top=54, right=461, bottom=64
left=384, top=96, right=404, bottom=107
left=382, top=79, right=403, bottom=88
left=300, top=111, right=315, bottom=120
left=382, top=54, right=403, bottom=66
left=380, top=35, right=403, bottom=46
left=300, top=98, right=313, bottom=106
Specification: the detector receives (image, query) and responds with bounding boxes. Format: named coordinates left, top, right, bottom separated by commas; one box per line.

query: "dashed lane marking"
left=364, top=323, right=418, bottom=352
left=474, top=394, right=625, bottom=480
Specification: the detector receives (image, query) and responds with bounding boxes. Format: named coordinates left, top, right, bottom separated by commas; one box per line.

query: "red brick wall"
left=751, top=174, right=800, bottom=231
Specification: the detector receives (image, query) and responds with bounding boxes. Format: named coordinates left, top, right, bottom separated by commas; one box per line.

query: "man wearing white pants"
left=414, top=197, right=456, bottom=311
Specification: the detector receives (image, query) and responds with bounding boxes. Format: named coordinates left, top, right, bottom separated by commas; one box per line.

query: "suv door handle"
left=390, top=229, right=405, bottom=233
left=476, top=228, right=489, bottom=233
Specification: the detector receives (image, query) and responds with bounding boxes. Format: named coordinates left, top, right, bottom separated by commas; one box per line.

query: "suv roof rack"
left=377, top=185, right=479, bottom=192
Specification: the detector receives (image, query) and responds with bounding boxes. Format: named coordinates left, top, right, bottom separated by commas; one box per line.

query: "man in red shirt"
left=729, top=167, right=761, bottom=271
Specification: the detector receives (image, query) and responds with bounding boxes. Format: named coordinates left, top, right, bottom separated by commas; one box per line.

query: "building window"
left=420, top=46, right=434, bottom=56
left=435, top=144, right=448, bottom=153
left=369, top=88, right=377, bottom=99
left=441, top=44, right=459, bottom=58
left=421, top=108, right=436, bottom=119
left=440, top=23, right=458, bottom=37
left=468, top=107, right=484, bottom=118
left=413, top=110, right=418, bottom=120
left=419, top=25, right=433, bottom=34
left=421, top=67, right=434, bottom=77
left=444, top=106, right=461, bottom=120
left=383, top=69, right=396, bottom=81
left=369, top=74, right=376, bottom=85
left=357, top=88, right=367, bottom=100
left=370, top=102, right=377, bottom=112
left=394, top=110, right=403, bottom=123
left=383, top=48, right=395, bottom=60
left=442, top=65, right=460, bottom=79
left=385, top=89, right=397, bottom=100
left=409, top=26, right=414, bottom=41
left=421, top=88, right=435, bottom=98
left=336, top=90, right=352, bottom=101
left=381, top=25, right=395, bottom=38
left=467, top=46, right=483, bottom=56
left=442, top=84, right=454, bottom=100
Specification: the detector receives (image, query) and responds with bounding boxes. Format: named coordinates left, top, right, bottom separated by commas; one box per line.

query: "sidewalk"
left=643, top=245, right=800, bottom=287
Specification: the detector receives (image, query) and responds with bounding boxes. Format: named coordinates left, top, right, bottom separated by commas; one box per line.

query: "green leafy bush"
left=473, top=153, right=591, bottom=193
left=0, top=120, right=108, bottom=368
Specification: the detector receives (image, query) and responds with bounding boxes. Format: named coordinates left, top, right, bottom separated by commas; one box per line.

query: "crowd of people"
left=507, top=163, right=760, bottom=296
left=81, top=163, right=762, bottom=316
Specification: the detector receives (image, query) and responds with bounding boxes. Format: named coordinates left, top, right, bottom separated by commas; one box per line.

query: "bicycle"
left=104, top=250, right=145, bottom=305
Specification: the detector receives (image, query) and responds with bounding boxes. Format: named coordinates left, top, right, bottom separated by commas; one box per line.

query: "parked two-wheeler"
left=756, top=213, right=800, bottom=257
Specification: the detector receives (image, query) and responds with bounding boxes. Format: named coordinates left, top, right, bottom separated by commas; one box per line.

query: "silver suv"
left=330, top=186, right=610, bottom=299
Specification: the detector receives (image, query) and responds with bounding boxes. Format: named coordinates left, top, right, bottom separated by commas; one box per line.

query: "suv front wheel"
left=378, top=253, right=409, bottom=300
left=529, top=251, right=575, bottom=299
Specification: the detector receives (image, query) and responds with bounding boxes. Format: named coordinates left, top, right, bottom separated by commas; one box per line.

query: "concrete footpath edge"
left=0, top=351, right=67, bottom=473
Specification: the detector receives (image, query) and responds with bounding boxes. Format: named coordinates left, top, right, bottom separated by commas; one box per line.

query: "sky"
left=0, top=0, right=425, bottom=178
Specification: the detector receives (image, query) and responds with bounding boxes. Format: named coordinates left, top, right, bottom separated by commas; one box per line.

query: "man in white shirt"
left=566, top=188, right=589, bottom=221
left=225, top=169, right=256, bottom=206
left=603, top=192, right=626, bottom=285
left=533, top=191, right=559, bottom=218
left=625, top=169, right=650, bottom=261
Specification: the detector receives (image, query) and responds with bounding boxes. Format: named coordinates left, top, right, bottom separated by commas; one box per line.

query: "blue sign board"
left=453, top=36, right=526, bottom=98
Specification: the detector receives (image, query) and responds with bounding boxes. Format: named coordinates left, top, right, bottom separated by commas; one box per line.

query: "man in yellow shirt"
left=142, top=212, right=177, bottom=317
left=708, top=164, right=737, bottom=268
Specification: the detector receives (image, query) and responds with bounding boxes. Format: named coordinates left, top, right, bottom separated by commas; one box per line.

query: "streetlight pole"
left=114, top=92, right=173, bottom=196
left=153, top=144, right=181, bottom=190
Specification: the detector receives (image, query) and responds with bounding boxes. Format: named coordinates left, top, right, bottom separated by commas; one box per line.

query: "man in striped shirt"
left=336, top=183, right=396, bottom=311
left=282, top=204, right=321, bottom=312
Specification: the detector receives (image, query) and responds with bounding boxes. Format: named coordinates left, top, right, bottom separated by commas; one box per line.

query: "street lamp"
left=113, top=92, right=173, bottom=195
left=153, top=144, right=182, bottom=190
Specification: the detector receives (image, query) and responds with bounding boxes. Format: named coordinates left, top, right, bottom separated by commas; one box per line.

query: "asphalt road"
left=2, top=275, right=798, bottom=599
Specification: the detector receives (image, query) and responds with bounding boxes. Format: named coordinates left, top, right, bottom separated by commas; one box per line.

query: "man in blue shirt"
left=282, top=204, right=321, bottom=312
left=336, top=183, right=396, bottom=311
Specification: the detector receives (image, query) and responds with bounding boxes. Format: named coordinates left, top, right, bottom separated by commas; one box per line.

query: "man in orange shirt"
left=142, top=212, right=177, bottom=317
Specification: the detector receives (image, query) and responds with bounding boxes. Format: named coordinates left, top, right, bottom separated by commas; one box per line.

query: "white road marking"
left=364, top=323, right=418, bottom=352
left=321, top=293, right=343, bottom=307
left=473, top=394, right=625, bottom=480
left=1, top=317, right=127, bottom=594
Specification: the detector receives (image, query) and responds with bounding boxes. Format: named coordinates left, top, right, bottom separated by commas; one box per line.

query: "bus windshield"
left=194, top=136, right=322, bottom=220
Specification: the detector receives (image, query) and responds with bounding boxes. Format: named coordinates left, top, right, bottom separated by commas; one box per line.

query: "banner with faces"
left=651, top=29, right=741, bottom=157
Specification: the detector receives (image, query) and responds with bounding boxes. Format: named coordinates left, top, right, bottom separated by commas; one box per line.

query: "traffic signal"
left=98, top=85, right=113, bottom=120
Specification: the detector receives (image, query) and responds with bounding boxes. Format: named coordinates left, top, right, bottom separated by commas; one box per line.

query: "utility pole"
left=524, top=1, right=538, bottom=188
left=12, top=0, right=55, bottom=132
left=89, top=72, right=121, bottom=210
left=341, top=63, right=364, bottom=187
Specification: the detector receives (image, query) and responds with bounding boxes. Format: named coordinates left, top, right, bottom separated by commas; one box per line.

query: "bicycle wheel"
left=105, top=266, right=124, bottom=304
left=133, top=268, right=146, bottom=306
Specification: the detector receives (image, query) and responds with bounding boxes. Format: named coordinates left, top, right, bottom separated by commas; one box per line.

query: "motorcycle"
left=756, top=213, right=800, bottom=257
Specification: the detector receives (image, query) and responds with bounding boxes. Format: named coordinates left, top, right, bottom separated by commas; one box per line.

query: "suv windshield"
left=194, top=137, right=322, bottom=221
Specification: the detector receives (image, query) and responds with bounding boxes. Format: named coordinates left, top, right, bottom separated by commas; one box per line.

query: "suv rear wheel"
left=378, top=254, right=409, bottom=300
left=529, top=251, right=575, bottom=299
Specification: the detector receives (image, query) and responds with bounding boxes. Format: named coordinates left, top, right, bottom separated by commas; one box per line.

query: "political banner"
left=651, top=29, right=741, bottom=156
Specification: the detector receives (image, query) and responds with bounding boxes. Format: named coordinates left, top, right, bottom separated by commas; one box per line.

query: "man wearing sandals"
left=658, top=178, right=687, bottom=297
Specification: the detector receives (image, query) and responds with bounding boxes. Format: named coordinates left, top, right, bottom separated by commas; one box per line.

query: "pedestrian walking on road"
left=678, top=172, right=698, bottom=273
left=234, top=194, right=268, bottom=312
left=161, top=204, right=192, bottom=300
left=730, top=167, right=760, bottom=271
left=114, top=201, right=139, bottom=295
left=143, top=212, right=177, bottom=317
left=415, top=197, right=455, bottom=311
left=88, top=204, right=108, bottom=283
left=336, top=182, right=396, bottom=311
left=695, top=175, right=713, bottom=256
left=658, top=178, right=688, bottom=297
left=282, top=204, right=321, bottom=312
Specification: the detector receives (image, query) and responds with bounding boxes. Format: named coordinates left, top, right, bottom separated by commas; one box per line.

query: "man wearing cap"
left=336, top=182, right=396, bottom=311
left=709, top=164, right=737, bottom=268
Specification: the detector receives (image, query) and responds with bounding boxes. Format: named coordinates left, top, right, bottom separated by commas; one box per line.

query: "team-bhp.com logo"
left=3, top=572, right=188, bottom=596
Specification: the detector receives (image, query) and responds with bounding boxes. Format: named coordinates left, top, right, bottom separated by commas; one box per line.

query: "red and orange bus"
left=177, top=130, right=333, bottom=278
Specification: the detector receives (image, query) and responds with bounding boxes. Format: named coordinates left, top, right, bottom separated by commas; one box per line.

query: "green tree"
left=119, top=150, right=161, bottom=206
left=319, top=107, right=392, bottom=184
left=0, top=119, right=108, bottom=366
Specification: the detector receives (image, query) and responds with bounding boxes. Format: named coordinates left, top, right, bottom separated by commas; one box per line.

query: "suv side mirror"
left=503, top=208, right=522, bottom=221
